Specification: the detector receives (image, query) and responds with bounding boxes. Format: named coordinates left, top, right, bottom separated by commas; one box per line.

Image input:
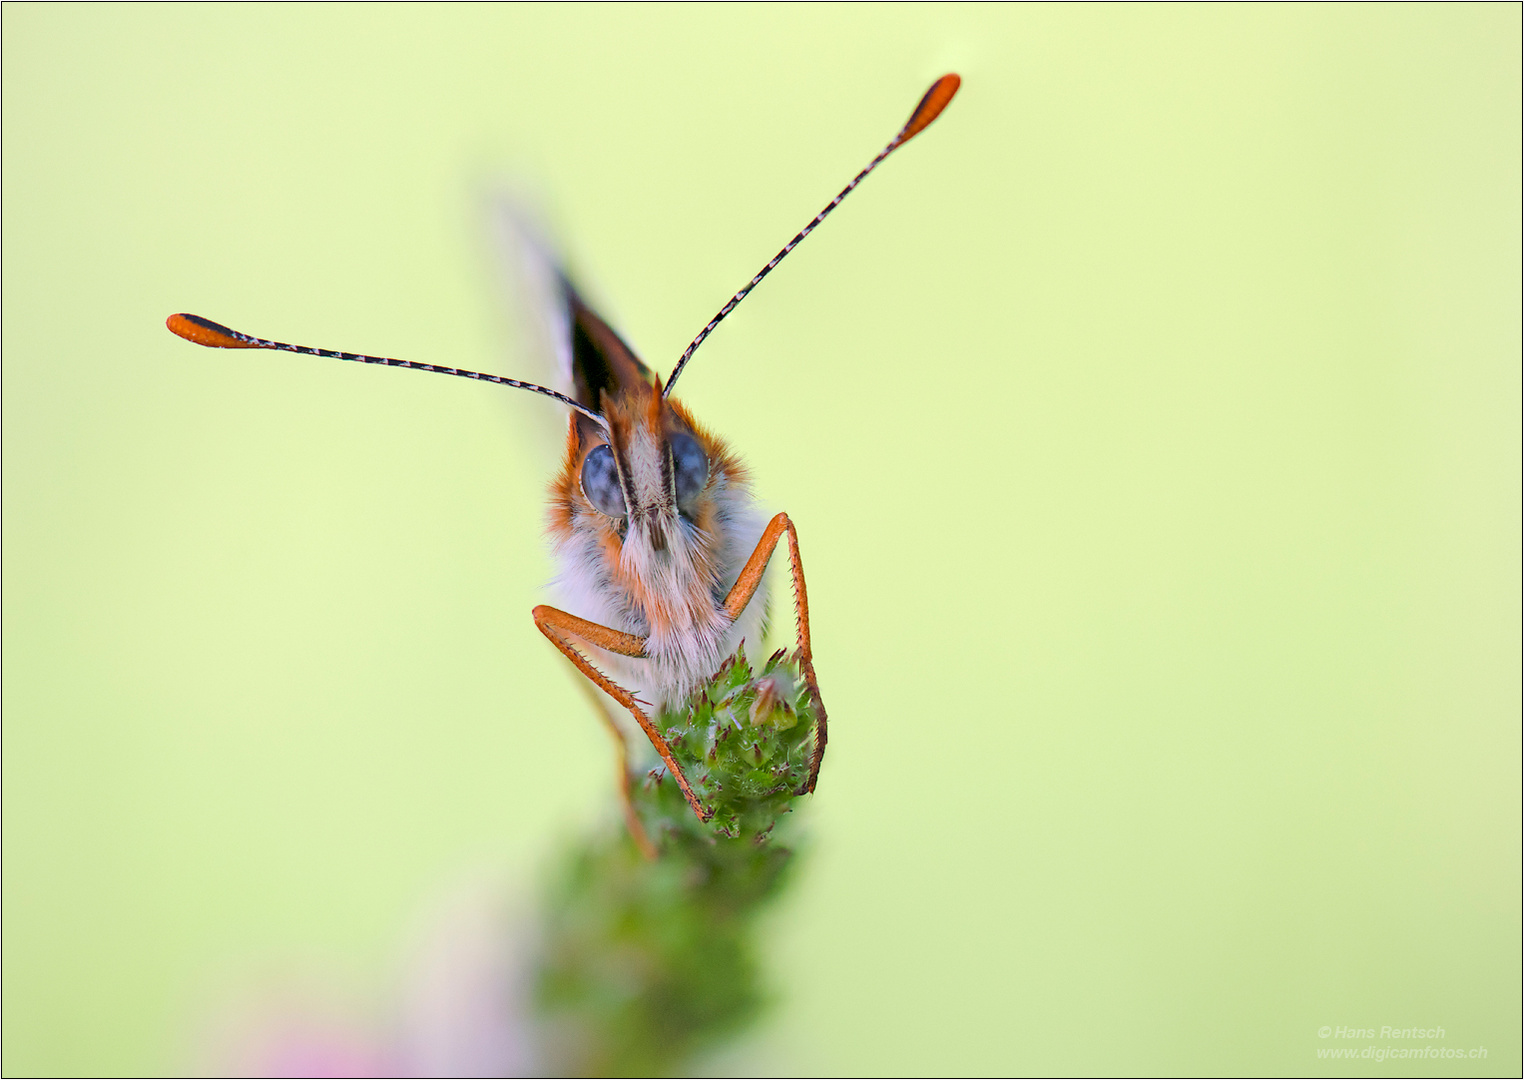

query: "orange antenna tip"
left=166, top=313, right=257, bottom=349
left=898, top=73, right=961, bottom=145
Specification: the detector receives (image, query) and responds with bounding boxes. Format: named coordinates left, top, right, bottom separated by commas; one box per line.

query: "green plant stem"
left=534, top=646, right=819, bottom=1076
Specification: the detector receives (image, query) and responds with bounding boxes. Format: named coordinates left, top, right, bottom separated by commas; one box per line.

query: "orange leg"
left=532, top=605, right=712, bottom=822
left=532, top=510, right=828, bottom=830
left=722, top=512, right=828, bottom=794
left=569, top=674, right=658, bottom=860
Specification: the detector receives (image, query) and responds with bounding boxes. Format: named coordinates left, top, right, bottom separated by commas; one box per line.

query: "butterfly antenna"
left=166, top=312, right=610, bottom=430
left=663, top=73, right=960, bottom=397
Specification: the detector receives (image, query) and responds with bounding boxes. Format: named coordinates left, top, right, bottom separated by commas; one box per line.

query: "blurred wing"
left=491, top=200, right=575, bottom=398
left=492, top=199, right=656, bottom=420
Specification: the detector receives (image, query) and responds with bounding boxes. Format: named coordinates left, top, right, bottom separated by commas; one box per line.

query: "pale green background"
left=4, top=5, right=1519, bottom=1077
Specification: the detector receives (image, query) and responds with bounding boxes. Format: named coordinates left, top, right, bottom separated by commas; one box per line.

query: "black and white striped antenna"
left=662, top=73, right=960, bottom=397
left=165, top=312, right=610, bottom=431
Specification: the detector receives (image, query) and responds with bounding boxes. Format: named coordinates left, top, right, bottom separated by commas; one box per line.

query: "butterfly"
left=167, top=74, right=960, bottom=851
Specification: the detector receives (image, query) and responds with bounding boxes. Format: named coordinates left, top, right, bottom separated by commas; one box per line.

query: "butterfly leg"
left=532, top=605, right=714, bottom=823
left=722, top=512, right=828, bottom=794
left=567, top=674, right=657, bottom=859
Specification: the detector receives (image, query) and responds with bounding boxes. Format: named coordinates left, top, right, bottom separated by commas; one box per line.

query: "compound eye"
left=670, top=432, right=709, bottom=511
left=579, top=444, right=626, bottom=518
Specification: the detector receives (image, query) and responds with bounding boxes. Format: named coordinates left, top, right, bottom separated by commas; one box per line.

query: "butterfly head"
left=573, top=374, right=715, bottom=556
